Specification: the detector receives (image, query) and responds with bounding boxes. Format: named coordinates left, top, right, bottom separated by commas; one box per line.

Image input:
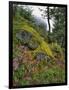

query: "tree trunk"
left=61, top=37, right=65, bottom=47
left=47, top=6, right=50, bottom=33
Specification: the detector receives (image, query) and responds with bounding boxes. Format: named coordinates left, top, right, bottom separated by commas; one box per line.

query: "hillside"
left=12, top=15, right=65, bottom=86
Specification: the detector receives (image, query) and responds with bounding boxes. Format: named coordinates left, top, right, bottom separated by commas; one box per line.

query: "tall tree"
left=40, top=6, right=66, bottom=47
left=39, top=6, right=51, bottom=33
left=50, top=7, right=66, bottom=47
left=47, top=6, right=50, bottom=32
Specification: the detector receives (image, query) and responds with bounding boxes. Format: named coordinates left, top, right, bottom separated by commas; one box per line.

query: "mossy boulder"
left=35, top=52, right=50, bottom=61
left=16, top=30, right=32, bottom=44
left=28, top=39, right=39, bottom=50
left=16, top=30, right=39, bottom=50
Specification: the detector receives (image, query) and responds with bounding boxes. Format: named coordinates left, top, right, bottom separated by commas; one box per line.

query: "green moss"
left=13, top=17, right=54, bottom=59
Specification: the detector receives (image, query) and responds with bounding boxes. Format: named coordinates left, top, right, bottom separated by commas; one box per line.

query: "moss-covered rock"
left=35, top=52, right=50, bottom=61
left=28, top=39, right=39, bottom=50
left=16, top=30, right=32, bottom=44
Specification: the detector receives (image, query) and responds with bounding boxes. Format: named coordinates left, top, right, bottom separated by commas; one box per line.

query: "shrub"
left=51, top=43, right=62, bottom=53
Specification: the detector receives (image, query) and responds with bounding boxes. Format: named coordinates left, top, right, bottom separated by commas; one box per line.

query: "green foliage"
left=12, top=5, right=65, bottom=86
left=50, top=43, right=62, bottom=53
left=13, top=5, right=33, bottom=22
left=18, top=79, right=29, bottom=86
left=13, top=65, right=25, bottom=80
left=50, top=7, right=65, bottom=48
left=13, top=64, right=30, bottom=86
left=40, top=6, right=65, bottom=48
left=32, top=66, right=65, bottom=84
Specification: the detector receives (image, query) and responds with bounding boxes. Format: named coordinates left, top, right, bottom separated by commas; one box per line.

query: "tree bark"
left=47, top=6, right=50, bottom=33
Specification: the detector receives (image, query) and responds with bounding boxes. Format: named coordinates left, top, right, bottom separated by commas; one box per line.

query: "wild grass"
left=13, top=16, right=65, bottom=86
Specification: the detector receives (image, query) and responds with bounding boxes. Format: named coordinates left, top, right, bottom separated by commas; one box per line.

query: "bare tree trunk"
left=47, top=6, right=50, bottom=33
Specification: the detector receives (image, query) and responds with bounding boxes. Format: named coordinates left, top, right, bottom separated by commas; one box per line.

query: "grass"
left=13, top=15, right=65, bottom=86
left=31, top=66, right=65, bottom=84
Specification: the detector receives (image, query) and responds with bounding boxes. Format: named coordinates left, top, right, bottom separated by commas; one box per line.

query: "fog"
left=30, top=5, right=54, bottom=32
left=18, top=4, right=54, bottom=32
